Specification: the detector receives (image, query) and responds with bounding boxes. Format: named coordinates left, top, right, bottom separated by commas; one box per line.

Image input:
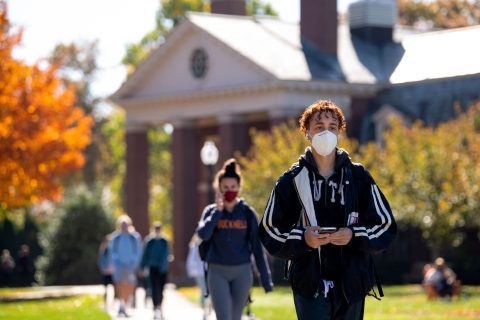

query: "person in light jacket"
left=109, top=215, right=142, bottom=317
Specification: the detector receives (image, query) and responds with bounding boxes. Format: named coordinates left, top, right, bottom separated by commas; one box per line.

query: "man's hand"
left=304, top=226, right=331, bottom=249
left=329, top=228, right=352, bottom=246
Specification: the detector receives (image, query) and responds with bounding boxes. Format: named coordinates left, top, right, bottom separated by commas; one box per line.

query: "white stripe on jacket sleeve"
left=262, top=188, right=304, bottom=243
left=354, top=184, right=393, bottom=239
left=262, top=189, right=287, bottom=243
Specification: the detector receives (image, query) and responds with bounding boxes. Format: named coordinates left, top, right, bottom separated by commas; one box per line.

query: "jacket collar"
left=299, top=147, right=351, bottom=173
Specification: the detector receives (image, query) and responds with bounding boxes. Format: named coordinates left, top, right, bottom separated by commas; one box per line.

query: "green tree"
left=49, top=41, right=115, bottom=186
left=246, top=0, right=278, bottom=16
left=122, top=0, right=208, bottom=74
left=49, top=41, right=99, bottom=115
left=122, top=0, right=278, bottom=74
left=0, top=218, right=18, bottom=262
left=398, top=0, right=480, bottom=28
left=148, top=126, right=173, bottom=236
left=364, top=102, right=480, bottom=258
left=101, top=108, right=126, bottom=216
left=101, top=108, right=173, bottom=234
left=36, top=186, right=115, bottom=285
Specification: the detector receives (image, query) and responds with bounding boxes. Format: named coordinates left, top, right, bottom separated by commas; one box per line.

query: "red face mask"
left=223, top=191, right=238, bottom=202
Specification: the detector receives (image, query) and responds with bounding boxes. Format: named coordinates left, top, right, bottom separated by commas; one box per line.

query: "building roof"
left=187, top=12, right=480, bottom=85
left=389, top=26, right=480, bottom=84
left=112, top=12, right=480, bottom=110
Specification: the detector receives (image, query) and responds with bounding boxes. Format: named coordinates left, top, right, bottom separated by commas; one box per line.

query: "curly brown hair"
left=299, top=100, right=346, bottom=134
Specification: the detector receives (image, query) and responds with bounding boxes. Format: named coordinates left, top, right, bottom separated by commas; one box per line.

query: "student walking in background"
left=140, top=229, right=153, bottom=309
left=197, top=158, right=273, bottom=320
left=17, top=245, right=33, bottom=287
left=1, top=250, right=15, bottom=287
left=186, top=233, right=210, bottom=319
left=98, top=234, right=114, bottom=307
left=110, top=215, right=142, bottom=317
left=141, top=222, right=170, bottom=320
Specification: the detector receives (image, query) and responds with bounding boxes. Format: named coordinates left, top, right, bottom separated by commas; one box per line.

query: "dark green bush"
left=36, top=187, right=115, bottom=285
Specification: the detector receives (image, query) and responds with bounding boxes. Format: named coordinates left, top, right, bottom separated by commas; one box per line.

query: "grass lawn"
left=179, top=285, right=480, bottom=320
left=0, top=294, right=109, bottom=320
left=0, top=287, right=42, bottom=297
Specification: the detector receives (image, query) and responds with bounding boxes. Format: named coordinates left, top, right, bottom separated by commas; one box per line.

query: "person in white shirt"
left=186, top=233, right=209, bottom=319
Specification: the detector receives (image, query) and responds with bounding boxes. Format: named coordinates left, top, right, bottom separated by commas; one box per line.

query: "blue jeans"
left=293, top=281, right=365, bottom=320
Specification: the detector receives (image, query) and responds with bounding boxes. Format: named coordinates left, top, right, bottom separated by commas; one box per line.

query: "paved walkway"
left=105, top=284, right=254, bottom=320
left=106, top=284, right=212, bottom=320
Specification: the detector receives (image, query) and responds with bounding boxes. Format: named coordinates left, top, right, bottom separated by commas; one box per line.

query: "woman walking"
left=197, top=158, right=273, bottom=320
left=109, top=215, right=142, bottom=317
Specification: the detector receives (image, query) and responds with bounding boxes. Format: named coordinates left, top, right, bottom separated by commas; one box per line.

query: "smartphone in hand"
left=319, top=227, right=337, bottom=234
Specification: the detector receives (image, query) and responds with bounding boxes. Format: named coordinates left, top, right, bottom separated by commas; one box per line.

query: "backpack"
left=198, top=238, right=210, bottom=261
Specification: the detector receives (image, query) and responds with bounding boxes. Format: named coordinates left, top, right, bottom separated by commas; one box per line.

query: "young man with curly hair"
left=259, top=100, right=397, bottom=320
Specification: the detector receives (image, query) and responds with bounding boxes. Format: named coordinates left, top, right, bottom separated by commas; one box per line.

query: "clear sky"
left=7, top=0, right=357, bottom=100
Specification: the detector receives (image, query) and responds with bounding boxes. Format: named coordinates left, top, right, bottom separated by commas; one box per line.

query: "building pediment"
left=111, top=17, right=275, bottom=105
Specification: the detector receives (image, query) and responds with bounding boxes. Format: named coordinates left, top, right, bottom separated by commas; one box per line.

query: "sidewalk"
left=106, top=284, right=254, bottom=320
left=107, top=284, right=210, bottom=320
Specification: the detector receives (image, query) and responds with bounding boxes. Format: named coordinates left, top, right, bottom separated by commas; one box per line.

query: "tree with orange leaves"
left=0, top=3, right=93, bottom=209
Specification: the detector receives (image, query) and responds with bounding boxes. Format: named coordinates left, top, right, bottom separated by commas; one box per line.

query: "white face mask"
left=310, top=130, right=338, bottom=157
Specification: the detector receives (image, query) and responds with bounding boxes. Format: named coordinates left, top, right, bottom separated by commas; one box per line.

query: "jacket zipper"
left=324, top=175, right=330, bottom=207
left=316, top=171, right=335, bottom=294
left=341, top=167, right=350, bottom=303
left=315, top=172, right=335, bottom=284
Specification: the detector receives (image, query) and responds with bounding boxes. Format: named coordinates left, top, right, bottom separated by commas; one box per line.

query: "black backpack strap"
left=373, top=260, right=384, bottom=298
left=245, top=293, right=254, bottom=316
left=284, top=259, right=290, bottom=280
left=243, top=202, right=255, bottom=249
left=204, top=262, right=210, bottom=298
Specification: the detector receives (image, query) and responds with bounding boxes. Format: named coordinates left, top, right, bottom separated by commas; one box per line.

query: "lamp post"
left=200, top=141, right=219, bottom=204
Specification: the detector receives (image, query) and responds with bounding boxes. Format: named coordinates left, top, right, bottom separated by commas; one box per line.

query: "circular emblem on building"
left=190, top=48, right=208, bottom=79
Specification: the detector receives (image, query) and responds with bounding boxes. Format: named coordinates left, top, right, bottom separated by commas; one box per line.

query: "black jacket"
left=258, top=148, right=397, bottom=303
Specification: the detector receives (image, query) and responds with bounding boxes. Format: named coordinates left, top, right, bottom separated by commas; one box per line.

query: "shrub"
left=36, top=186, right=115, bottom=285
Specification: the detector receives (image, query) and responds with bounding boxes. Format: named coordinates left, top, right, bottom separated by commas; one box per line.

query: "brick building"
left=111, top=0, right=480, bottom=282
